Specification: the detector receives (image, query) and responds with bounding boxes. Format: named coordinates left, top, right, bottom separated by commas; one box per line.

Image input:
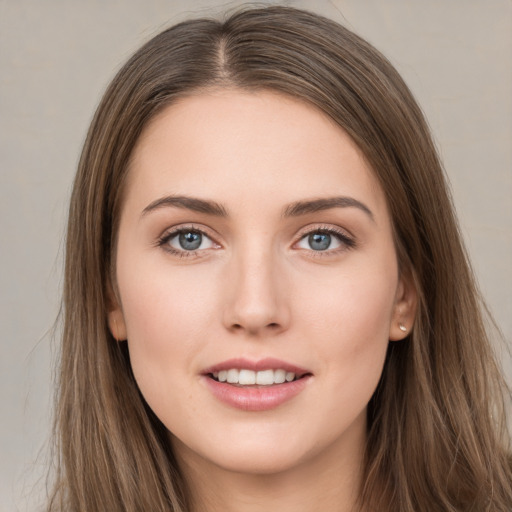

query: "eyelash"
left=157, top=224, right=216, bottom=259
left=297, top=226, right=356, bottom=255
left=156, top=224, right=356, bottom=259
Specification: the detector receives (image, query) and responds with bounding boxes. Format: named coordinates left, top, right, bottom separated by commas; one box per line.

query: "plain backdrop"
left=1, top=1, right=511, bottom=510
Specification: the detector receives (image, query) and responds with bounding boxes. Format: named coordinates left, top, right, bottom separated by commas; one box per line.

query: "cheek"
left=119, top=254, right=218, bottom=336
left=116, top=255, right=220, bottom=397
left=300, top=259, right=397, bottom=340
left=300, top=264, right=396, bottom=408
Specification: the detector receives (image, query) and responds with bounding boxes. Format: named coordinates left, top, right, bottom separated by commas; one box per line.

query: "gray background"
left=1, top=1, right=511, bottom=510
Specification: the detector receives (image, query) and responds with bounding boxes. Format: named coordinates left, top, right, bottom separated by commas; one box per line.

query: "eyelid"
left=156, top=223, right=222, bottom=258
left=156, top=222, right=355, bottom=258
left=292, top=224, right=356, bottom=252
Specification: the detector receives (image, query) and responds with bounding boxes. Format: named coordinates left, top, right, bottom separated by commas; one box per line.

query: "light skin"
left=109, top=89, right=416, bottom=512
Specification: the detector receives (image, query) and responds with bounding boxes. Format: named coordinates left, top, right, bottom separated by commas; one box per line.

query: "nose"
left=222, top=245, right=290, bottom=337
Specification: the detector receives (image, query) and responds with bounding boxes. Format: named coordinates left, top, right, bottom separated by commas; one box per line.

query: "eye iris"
left=179, top=231, right=202, bottom=250
left=309, top=232, right=331, bottom=251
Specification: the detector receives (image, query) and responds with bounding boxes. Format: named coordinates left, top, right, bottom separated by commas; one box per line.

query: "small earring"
left=399, top=323, right=407, bottom=332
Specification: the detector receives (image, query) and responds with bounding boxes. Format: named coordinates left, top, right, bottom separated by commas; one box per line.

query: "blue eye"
left=308, top=232, right=333, bottom=251
left=178, top=231, right=202, bottom=250
left=296, top=229, right=353, bottom=252
left=164, top=229, right=215, bottom=252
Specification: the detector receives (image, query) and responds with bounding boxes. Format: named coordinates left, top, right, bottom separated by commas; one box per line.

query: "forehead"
left=125, top=89, right=388, bottom=219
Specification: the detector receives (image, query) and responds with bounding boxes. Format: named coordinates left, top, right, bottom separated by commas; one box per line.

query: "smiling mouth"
left=203, top=360, right=312, bottom=410
left=208, top=368, right=308, bottom=386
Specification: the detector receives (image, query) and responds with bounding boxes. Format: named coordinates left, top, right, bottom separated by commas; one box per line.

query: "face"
left=109, top=89, right=415, bottom=476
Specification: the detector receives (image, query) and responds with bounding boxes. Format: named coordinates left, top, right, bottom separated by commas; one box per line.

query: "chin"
left=211, top=448, right=310, bottom=476
left=171, top=427, right=314, bottom=476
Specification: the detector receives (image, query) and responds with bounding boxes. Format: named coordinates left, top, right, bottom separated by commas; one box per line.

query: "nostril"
left=229, top=322, right=281, bottom=333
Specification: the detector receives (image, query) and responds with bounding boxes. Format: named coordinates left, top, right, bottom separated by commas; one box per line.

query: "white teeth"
left=274, top=369, right=286, bottom=384
left=238, top=369, right=256, bottom=385
left=212, top=369, right=298, bottom=385
left=226, top=369, right=239, bottom=383
left=256, top=369, right=274, bottom=385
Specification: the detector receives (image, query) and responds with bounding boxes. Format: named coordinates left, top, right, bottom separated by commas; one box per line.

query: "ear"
left=108, top=307, right=127, bottom=342
left=389, top=270, right=417, bottom=341
left=106, top=283, right=127, bottom=342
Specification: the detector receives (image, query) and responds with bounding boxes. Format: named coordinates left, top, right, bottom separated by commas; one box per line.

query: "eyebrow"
left=283, top=197, right=374, bottom=221
left=141, top=195, right=228, bottom=218
left=141, top=194, right=374, bottom=221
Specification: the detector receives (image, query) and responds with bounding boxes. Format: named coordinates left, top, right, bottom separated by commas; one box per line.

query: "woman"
left=48, top=6, right=512, bottom=511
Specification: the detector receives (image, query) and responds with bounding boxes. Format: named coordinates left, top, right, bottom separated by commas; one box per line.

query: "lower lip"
left=203, top=375, right=311, bottom=411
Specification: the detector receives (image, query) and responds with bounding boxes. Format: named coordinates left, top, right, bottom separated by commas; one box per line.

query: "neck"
left=173, top=416, right=366, bottom=512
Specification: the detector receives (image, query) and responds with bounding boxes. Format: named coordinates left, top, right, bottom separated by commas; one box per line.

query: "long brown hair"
left=49, top=6, right=512, bottom=511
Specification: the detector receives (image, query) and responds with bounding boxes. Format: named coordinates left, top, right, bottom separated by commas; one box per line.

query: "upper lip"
left=202, top=357, right=311, bottom=377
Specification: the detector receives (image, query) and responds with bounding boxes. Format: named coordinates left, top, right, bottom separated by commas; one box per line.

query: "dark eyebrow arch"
left=141, top=195, right=228, bottom=218
left=283, top=196, right=374, bottom=221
